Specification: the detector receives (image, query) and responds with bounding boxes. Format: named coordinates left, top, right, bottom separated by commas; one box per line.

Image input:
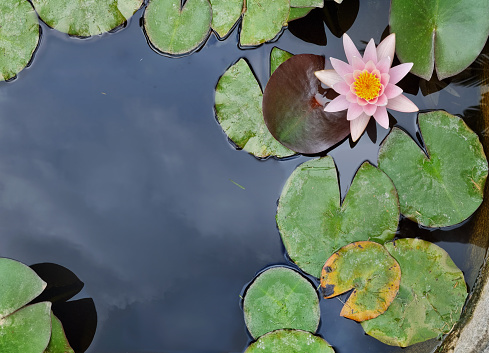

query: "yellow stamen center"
left=354, top=70, right=381, bottom=101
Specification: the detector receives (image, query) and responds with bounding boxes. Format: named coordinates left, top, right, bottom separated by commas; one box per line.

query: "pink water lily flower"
left=315, top=33, right=418, bottom=141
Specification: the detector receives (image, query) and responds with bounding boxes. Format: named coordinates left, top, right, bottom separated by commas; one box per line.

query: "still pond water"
left=0, top=0, right=487, bottom=352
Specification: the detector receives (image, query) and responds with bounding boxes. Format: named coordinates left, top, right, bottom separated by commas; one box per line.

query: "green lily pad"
left=0, top=302, right=52, bottom=353
left=0, top=0, right=39, bottom=81
left=245, top=329, right=335, bottom=353
left=243, top=267, right=320, bottom=339
left=240, top=0, right=289, bottom=46
left=321, top=241, right=401, bottom=322
left=45, top=312, right=75, bottom=353
left=390, top=0, right=489, bottom=80
left=270, top=47, right=293, bottom=74
left=209, top=0, right=243, bottom=39
left=0, top=258, right=46, bottom=318
left=144, top=0, right=212, bottom=56
left=361, top=238, right=468, bottom=347
left=378, top=111, right=488, bottom=228
left=215, top=58, right=295, bottom=158
left=31, top=0, right=143, bottom=37
left=288, top=7, right=314, bottom=22
left=290, top=0, right=323, bottom=7
left=277, top=157, right=399, bottom=278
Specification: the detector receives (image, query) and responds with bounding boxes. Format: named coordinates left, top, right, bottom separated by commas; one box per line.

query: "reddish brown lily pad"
left=321, top=241, right=401, bottom=322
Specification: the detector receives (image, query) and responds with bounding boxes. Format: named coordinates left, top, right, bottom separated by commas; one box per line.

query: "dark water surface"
left=0, top=0, right=486, bottom=352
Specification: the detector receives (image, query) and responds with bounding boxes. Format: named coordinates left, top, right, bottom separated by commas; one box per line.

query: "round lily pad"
left=263, top=54, right=350, bottom=154
left=144, top=0, right=212, bottom=56
left=31, top=0, right=143, bottom=37
left=277, top=157, right=399, bottom=278
left=378, top=110, right=488, bottom=228
left=45, top=312, right=75, bottom=353
left=390, top=0, right=489, bottom=80
left=0, top=302, right=52, bottom=353
left=243, top=267, right=320, bottom=339
left=209, top=0, right=243, bottom=39
left=215, top=58, right=295, bottom=158
left=0, top=0, right=39, bottom=81
left=321, top=241, right=401, bottom=322
left=244, top=329, right=335, bottom=353
left=270, top=47, right=293, bottom=74
left=240, top=0, right=289, bottom=46
left=361, top=238, right=468, bottom=347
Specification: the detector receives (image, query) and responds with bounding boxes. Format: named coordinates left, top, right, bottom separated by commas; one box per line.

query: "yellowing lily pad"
left=45, top=312, right=75, bottom=353
left=270, top=47, right=293, bottom=74
left=321, top=241, right=401, bottom=322
left=361, top=238, right=468, bottom=347
left=277, top=157, right=399, bottom=278
left=240, top=0, right=289, bottom=46
left=244, top=329, right=335, bottom=353
left=144, top=0, right=212, bottom=56
left=243, top=267, right=320, bottom=339
left=0, top=0, right=39, bottom=81
left=31, top=0, right=143, bottom=37
left=215, top=58, right=295, bottom=158
left=378, top=110, right=488, bottom=228
left=209, top=0, right=243, bottom=39
left=390, top=0, right=489, bottom=80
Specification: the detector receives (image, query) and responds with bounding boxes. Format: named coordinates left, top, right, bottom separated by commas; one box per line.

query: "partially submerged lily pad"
left=215, top=58, right=295, bottom=158
left=45, top=312, right=75, bottom=353
left=321, top=241, right=401, bottom=322
left=32, top=0, right=143, bottom=37
left=277, top=157, right=400, bottom=278
left=144, top=0, right=212, bottom=56
left=263, top=54, right=350, bottom=154
left=270, top=47, right=293, bottom=74
left=361, top=238, right=468, bottom=347
left=209, top=0, right=243, bottom=39
left=378, top=110, right=488, bottom=228
left=240, top=0, right=289, bottom=46
left=244, top=329, right=335, bottom=353
left=390, top=0, right=489, bottom=80
left=243, top=267, right=320, bottom=339
left=0, top=0, right=39, bottom=81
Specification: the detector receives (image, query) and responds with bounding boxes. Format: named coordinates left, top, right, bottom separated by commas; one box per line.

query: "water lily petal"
left=325, top=94, right=350, bottom=112
left=346, top=91, right=357, bottom=103
left=330, top=58, right=353, bottom=77
left=376, top=33, right=395, bottom=67
left=363, top=39, right=378, bottom=64
left=350, top=113, right=370, bottom=141
left=343, top=33, right=362, bottom=65
left=347, top=103, right=364, bottom=120
left=376, top=56, right=391, bottom=74
left=384, top=83, right=403, bottom=99
left=363, top=103, right=377, bottom=116
left=381, top=73, right=390, bottom=86
left=357, top=97, right=368, bottom=106
left=368, top=96, right=378, bottom=104
left=352, top=56, right=365, bottom=71
left=389, top=63, right=414, bottom=84
left=315, top=69, right=343, bottom=87
left=377, top=93, right=388, bottom=106
left=344, top=73, right=354, bottom=85
left=333, top=81, right=351, bottom=95
left=373, top=106, right=389, bottom=128
left=386, top=94, right=419, bottom=112
left=365, top=60, right=376, bottom=73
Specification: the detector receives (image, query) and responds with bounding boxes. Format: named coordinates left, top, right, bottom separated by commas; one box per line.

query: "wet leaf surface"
left=32, top=0, right=143, bottom=37
left=0, top=0, right=39, bottom=80
left=321, top=241, right=401, bottom=322
left=277, top=157, right=399, bottom=278
left=270, top=47, right=293, bottom=75
left=209, top=0, right=243, bottom=39
left=361, top=238, right=468, bottom=347
left=144, top=0, right=211, bottom=56
left=45, top=312, right=75, bottom=353
left=215, top=59, right=295, bottom=158
left=240, top=0, right=289, bottom=46
left=243, top=267, right=320, bottom=339
left=378, top=110, right=488, bottom=228
left=244, top=329, right=335, bottom=353
left=390, top=0, right=489, bottom=80
left=0, top=302, right=52, bottom=353
left=263, top=54, right=349, bottom=154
